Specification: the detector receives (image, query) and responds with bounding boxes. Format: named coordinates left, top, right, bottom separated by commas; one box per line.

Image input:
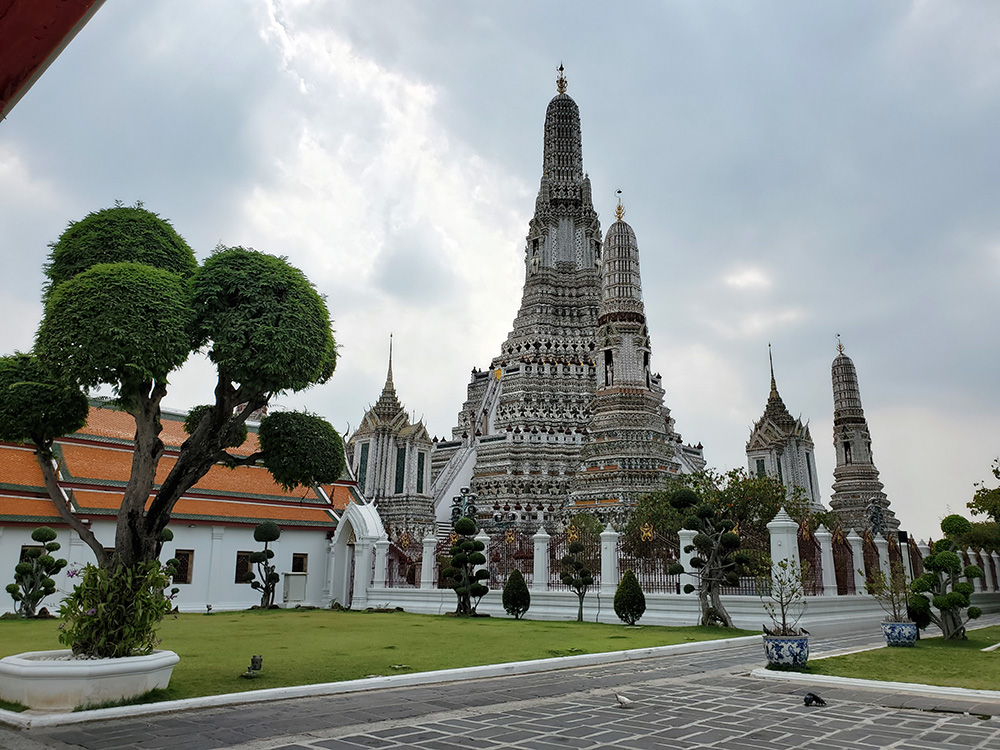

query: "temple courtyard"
left=2, top=616, right=999, bottom=750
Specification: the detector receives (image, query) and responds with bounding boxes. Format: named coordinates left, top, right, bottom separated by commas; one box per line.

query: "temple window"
left=394, top=446, right=406, bottom=494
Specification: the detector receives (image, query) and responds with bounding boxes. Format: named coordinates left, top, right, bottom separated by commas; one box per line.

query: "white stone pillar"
left=766, top=507, right=800, bottom=568
left=982, top=551, right=996, bottom=592
left=846, top=530, right=866, bottom=594
left=420, top=535, right=438, bottom=589
left=814, top=525, right=838, bottom=596
left=373, top=535, right=390, bottom=587
left=678, top=529, right=697, bottom=594
left=969, top=548, right=983, bottom=593
left=600, top=524, right=620, bottom=595
left=351, top=540, right=374, bottom=610
left=918, top=540, right=932, bottom=564
left=532, top=527, right=550, bottom=591
left=475, top=530, right=490, bottom=584
left=992, top=553, right=1000, bottom=592
left=325, top=538, right=336, bottom=605
left=874, top=535, right=891, bottom=580
left=206, top=526, right=224, bottom=608
left=899, top=535, right=916, bottom=581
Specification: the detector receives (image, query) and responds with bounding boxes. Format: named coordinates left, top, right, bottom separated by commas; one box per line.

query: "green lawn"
left=0, top=610, right=749, bottom=703
left=808, top=625, right=1000, bottom=691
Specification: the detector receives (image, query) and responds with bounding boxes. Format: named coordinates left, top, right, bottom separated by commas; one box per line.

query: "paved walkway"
left=2, top=624, right=999, bottom=750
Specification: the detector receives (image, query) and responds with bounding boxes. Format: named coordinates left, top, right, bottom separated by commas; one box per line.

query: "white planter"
left=0, top=649, right=179, bottom=711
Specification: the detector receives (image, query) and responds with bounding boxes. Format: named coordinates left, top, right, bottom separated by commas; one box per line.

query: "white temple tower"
left=746, top=347, right=824, bottom=511
left=568, top=199, right=700, bottom=522
left=347, top=339, right=436, bottom=543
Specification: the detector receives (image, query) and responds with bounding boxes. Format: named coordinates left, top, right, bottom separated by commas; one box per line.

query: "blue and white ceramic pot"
left=762, top=634, right=809, bottom=667
left=881, top=621, right=918, bottom=647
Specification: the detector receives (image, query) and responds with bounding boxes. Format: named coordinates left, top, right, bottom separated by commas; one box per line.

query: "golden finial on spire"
left=614, top=189, right=625, bottom=221
left=836, top=333, right=845, bottom=355
left=556, top=63, right=567, bottom=94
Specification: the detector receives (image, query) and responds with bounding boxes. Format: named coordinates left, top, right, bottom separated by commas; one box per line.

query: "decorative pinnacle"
left=768, top=343, right=777, bottom=393
left=836, top=333, right=845, bottom=355
left=556, top=63, right=567, bottom=94
left=386, top=333, right=394, bottom=386
left=614, top=189, right=625, bottom=221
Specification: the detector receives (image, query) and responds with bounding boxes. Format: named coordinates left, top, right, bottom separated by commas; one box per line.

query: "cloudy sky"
left=2, top=1, right=998, bottom=541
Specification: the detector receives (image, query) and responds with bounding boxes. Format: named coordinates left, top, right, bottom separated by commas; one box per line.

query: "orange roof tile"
left=322, top=484, right=353, bottom=511
left=71, top=490, right=335, bottom=526
left=0, top=494, right=62, bottom=521
left=78, top=405, right=261, bottom=456
left=0, top=444, right=46, bottom=490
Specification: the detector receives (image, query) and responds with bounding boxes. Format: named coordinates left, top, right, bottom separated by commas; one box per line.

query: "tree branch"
left=216, top=450, right=264, bottom=468
left=32, top=441, right=109, bottom=568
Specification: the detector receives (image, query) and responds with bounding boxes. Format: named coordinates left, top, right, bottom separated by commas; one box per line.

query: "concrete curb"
left=0, top=634, right=760, bottom=729
left=749, top=667, right=1000, bottom=703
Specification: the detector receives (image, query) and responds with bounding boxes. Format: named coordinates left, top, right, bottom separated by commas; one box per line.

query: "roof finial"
left=836, top=333, right=845, bottom=355
left=386, top=333, right=394, bottom=385
left=768, top=343, right=779, bottom=396
left=614, top=189, right=625, bottom=221
left=556, top=63, right=567, bottom=94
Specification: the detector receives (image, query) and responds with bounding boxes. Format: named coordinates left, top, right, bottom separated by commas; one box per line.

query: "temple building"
left=829, top=339, right=900, bottom=532
left=346, top=339, right=436, bottom=545
left=429, top=68, right=704, bottom=529
left=746, top=348, right=824, bottom=511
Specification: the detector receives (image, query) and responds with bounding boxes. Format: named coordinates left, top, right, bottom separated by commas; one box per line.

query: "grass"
left=0, top=610, right=750, bottom=704
left=807, top=625, right=1000, bottom=692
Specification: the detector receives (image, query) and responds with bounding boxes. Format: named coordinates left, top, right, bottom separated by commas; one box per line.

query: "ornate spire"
left=768, top=343, right=777, bottom=396
left=760, top=346, right=794, bottom=428
left=556, top=63, right=567, bottom=94
left=373, top=334, right=403, bottom=417
left=836, top=333, right=845, bottom=355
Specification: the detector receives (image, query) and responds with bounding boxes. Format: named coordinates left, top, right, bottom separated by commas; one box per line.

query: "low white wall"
left=371, top=587, right=1000, bottom=637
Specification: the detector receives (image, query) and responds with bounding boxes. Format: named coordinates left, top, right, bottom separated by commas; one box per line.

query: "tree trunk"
left=576, top=590, right=585, bottom=622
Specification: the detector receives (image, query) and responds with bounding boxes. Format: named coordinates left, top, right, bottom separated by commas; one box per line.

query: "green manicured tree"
left=909, top=515, right=983, bottom=640
left=0, top=205, right=343, bottom=656
left=613, top=569, right=646, bottom=626
left=968, top=458, right=1000, bottom=523
left=244, top=521, right=282, bottom=608
left=502, top=569, right=530, bottom=619
left=666, top=487, right=753, bottom=628
left=560, top=541, right=595, bottom=622
left=6, top=527, right=67, bottom=618
left=442, top=517, right=489, bottom=616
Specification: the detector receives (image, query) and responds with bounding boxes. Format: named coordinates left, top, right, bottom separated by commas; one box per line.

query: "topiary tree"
left=502, top=568, right=530, bottom=619
left=909, top=515, right=983, bottom=640
left=614, top=569, right=646, bottom=626
left=243, top=521, right=282, bottom=608
left=666, top=486, right=754, bottom=628
left=0, top=205, right=344, bottom=654
left=560, top=541, right=595, bottom=622
left=6, top=527, right=67, bottom=618
left=441, top=517, right=489, bottom=616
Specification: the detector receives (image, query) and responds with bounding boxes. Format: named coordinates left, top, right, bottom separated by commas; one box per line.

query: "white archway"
left=328, top=502, right=385, bottom=610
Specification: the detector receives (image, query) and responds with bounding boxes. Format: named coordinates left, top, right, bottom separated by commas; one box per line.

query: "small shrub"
left=502, top=569, right=530, bottom=619
left=910, top=515, right=982, bottom=640
left=560, top=540, right=594, bottom=622
left=442, top=517, right=489, bottom=615
left=614, top=569, right=646, bottom=626
left=58, top=562, right=175, bottom=658
left=243, top=521, right=281, bottom=608
left=6, top=526, right=67, bottom=618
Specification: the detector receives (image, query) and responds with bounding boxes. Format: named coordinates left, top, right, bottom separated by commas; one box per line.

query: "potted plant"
left=760, top=558, right=809, bottom=668
left=863, top=559, right=917, bottom=647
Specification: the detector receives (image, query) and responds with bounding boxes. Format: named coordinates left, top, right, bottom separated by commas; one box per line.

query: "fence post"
left=983, top=551, right=996, bottom=592
left=766, top=507, right=800, bottom=568
left=969, top=548, right=983, bottom=593
left=532, top=527, right=550, bottom=591
left=678, top=528, right=697, bottom=594
left=992, top=552, right=1000, bottom=592
left=374, top=535, right=389, bottom=587
left=918, top=539, right=931, bottom=563
left=475, top=530, right=490, bottom=584
left=420, top=534, right=437, bottom=589
left=600, top=524, right=620, bottom=595
left=874, top=535, right=890, bottom=580
left=814, top=524, right=837, bottom=596
left=847, top=529, right=866, bottom=594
